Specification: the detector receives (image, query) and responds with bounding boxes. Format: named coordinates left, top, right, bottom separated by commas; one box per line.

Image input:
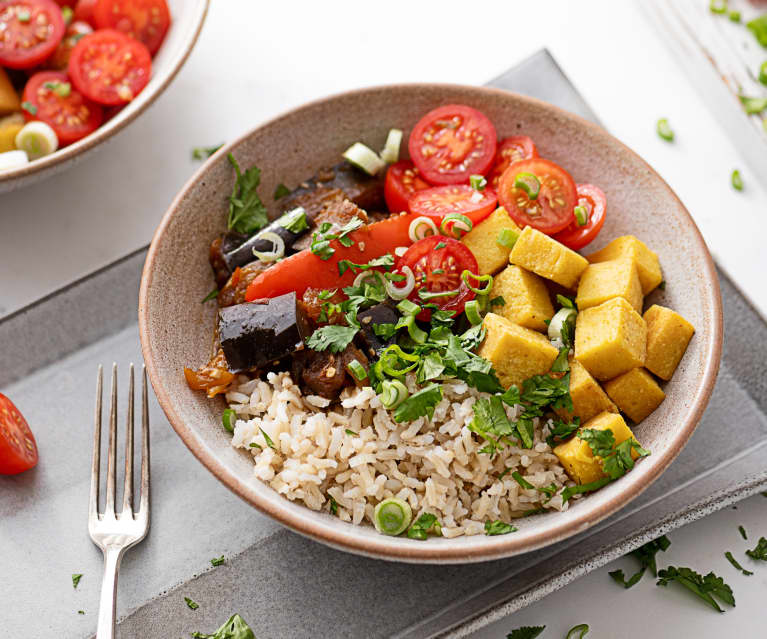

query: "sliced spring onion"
left=379, top=379, right=409, bottom=408
left=418, top=288, right=460, bottom=301
left=656, top=118, right=674, bottom=142
left=439, top=213, right=473, bottom=239
left=252, top=231, right=285, bottom=262
left=0, top=149, right=29, bottom=171
left=15, top=121, right=58, bottom=160
left=760, top=61, right=767, bottom=86
left=380, top=128, right=403, bottom=164
left=514, top=172, right=540, bottom=200
left=396, top=299, right=420, bottom=316
left=709, top=0, right=727, bottom=14
left=469, top=174, right=487, bottom=191
left=464, top=300, right=482, bottom=325
left=548, top=307, right=577, bottom=341
left=373, top=497, right=412, bottom=535
left=394, top=246, right=408, bottom=257
left=343, top=142, right=385, bottom=176
left=461, top=270, right=493, bottom=295
left=222, top=408, right=237, bottom=433
left=574, top=205, right=589, bottom=227
left=380, top=345, right=419, bottom=377
left=385, top=266, right=415, bottom=300
left=43, top=80, right=71, bottom=98
left=731, top=169, right=743, bottom=191
left=353, top=270, right=386, bottom=289
left=496, top=228, right=519, bottom=249
left=565, top=624, right=590, bottom=639
left=408, top=216, right=438, bottom=242
left=397, top=314, right=427, bottom=343
left=346, top=359, right=368, bottom=381
left=729, top=9, right=741, bottom=22
left=61, top=5, right=73, bottom=22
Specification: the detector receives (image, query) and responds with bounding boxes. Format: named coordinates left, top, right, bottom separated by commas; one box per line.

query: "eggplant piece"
left=356, top=302, right=400, bottom=359
left=218, top=292, right=311, bottom=373
left=276, top=161, right=386, bottom=219
left=222, top=208, right=313, bottom=273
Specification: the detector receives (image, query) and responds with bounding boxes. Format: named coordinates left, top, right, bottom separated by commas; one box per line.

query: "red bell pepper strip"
left=245, top=212, right=418, bottom=301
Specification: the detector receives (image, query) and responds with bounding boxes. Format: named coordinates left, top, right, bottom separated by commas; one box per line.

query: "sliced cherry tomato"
left=48, top=19, right=92, bottom=69
left=0, top=393, right=38, bottom=475
left=68, top=28, right=151, bottom=105
left=553, top=183, right=607, bottom=251
left=384, top=160, right=431, bottom=213
left=73, top=0, right=96, bottom=22
left=245, top=212, right=419, bottom=301
left=22, top=70, right=103, bottom=145
left=395, top=235, right=477, bottom=321
left=497, top=158, right=577, bottom=235
left=487, top=136, right=538, bottom=189
left=0, top=0, right=65, bottom=69
left=408, top=104, right=497, bottom=185
left=408, top=184, right=497, bottom=227
left=93, top=0, right=170, bottom=56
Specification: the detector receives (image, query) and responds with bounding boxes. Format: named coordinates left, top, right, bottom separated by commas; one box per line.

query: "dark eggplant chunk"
left=218, top=292, right=311, bottom=373
left=222, top=208, right=313, bottom=273
left=356, top=302, right=400, bottom=360
left=276, top=161, right=386, bottom=219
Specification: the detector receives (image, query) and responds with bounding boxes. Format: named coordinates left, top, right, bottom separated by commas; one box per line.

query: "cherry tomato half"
left=93, top=0, right=170, bottom=56
left=408, top=104, right=497, bottom=185
left=408, top=184, right=497, bottom=227
left=0, top=0, right=65, bottom=69
left=22, top=70, right=104, bottom=145
left=497, top=157, right=577, bottom=235
left=384, top=160, right=431, bottom=213
left=48, top=19, right=92, bottom=69
left=68, top=28, right=151, bottom=105
left=487, top=136, right=538, bottom=189
left=395, top=235, right=478, bottom=321
left=552, top=183, right=607, bottom=251
left=0, top=393, right=38, bottom=475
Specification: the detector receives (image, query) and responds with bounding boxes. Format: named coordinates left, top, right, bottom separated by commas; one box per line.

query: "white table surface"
left=0, top=0, right=765, bottom=636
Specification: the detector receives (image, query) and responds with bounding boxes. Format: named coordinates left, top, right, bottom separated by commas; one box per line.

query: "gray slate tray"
left=1, top=50, right=765, bottom=639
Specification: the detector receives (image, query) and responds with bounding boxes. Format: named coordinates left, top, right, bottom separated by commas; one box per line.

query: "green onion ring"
left=346, top=359, right=368, bottom=381
left=418, top=288, right=460, bottom=301
left=373, top=497, right=412, bottom=535
left=439, top=213, right=473, bottom=239
left=379, top=379, right=409, bottom=409
left=461, top=270, right=494, bottom=295
left=496, top=228, right=519, bottom=249
left=514, top=172, right=541, bottom=200
left=380, top=345, right=419, bottom=377
left=574, top=205, right=589, bottom=227
left=464, top=300, right=482, bottom=325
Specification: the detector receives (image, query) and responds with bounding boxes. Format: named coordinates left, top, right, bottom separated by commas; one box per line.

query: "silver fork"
left=89, top=363, right=150, bottom=638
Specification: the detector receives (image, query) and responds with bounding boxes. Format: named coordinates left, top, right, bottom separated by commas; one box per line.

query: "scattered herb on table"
left=484, top=520, right=517, bottom=536
left=191, top=613, right=255, bottom=639
left=747, top=14, right=767, bottom=47
left=185, top=597, right=200, bottom=610
left=731, top=169, right=743, bottom=191
left=506, top=626, right=545, bottom=639
left=656, top=117, right=674, bottom=141
left=226, top=154, right=268, bottom=235
left=739, top=95, right=767, bottom=115
left=709, top=0, right=727, bottom=15
left=72, top=574, right=82, bottom=589
left=656, top=566, right=735, bottom=612
left=745, top=536, right=767, bottom=561
left=192, top=144, right=223, bottom=160
left=565, top=624, right=589, bottom=639
left=77, top=610, right=85, bottom=615
left=738, top=525, right=748, bottom=540
left=729, top=9, right=740, bottom=22
left=724, top=551, right=753, bottom=576
left=210, top=556, right=225, bottom=567
left=609, top=534, right=671, bottom=589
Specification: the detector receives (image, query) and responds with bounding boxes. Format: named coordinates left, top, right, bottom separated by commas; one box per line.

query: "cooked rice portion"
left=227, top=371, right=578, bottom=538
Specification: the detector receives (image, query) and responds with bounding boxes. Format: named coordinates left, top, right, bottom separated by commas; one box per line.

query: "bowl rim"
left=138, top=82, right=723, bottom=563
left=0, top=0, right=210, bottom=186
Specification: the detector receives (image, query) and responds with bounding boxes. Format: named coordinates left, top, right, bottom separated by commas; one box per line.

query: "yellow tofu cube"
left=643, top=305, right=695, bottom=380
left=587, top=235, right=662, bottom=295
left=461, top=207, right=522, bottom=275
left=477, top=312, right=558, bottom=389
left=490, top=265, right=554, bottom=331
left=0, top=113, right=24, bottom=154
left=509, top=226, right=589, bottom=289
left=576, top=258, right=643, bottom=313
left=604, top=368, right=665, bottom=423
left=0, top=68, right=21, bottom=116
left=555, top=359, right=618, bottom=423
left=575, top=297, right=647, bottom=381
left=553, top=412, right=639, bottom=484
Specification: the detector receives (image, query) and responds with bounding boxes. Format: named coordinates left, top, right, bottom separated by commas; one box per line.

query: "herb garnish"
left=277, top=207, right=309, bottom=234
left=259, top=427, right=276, bottom=450
left=306, top=324, right=359, bottom=353
left=578, top=429, right=650, bottom=480
left=489, top=296, right=506, bottom=307
left=310, top=218, right=364, bottom=260
left=738, top=525, right=747, bottom=540
left=407, top=512, right=441, bottom=540
left=545, top=416, right=580, bottom=447
left=226, top=154, right=268, bottom=235
left=273, top=183, right=291, bottom=200
left=328, top=495, right=338, bottom=515
left=393, top=384, right=442, bottom=422
left=201, top=288, right=219, bottom=303
left=72, top=574, right=82, bottom=589
left=468, top=396, right=515, bottom=455
left=746, top=536, right=767, bottom=560
left=565, top=624, right=590, bottom=639
left=210, top=556, right=225, bottom=567
left=185, top=596, right=200, bottom=610
left=656, top=566, right=735, bottom=612
left=724, top=551, right=753, bottom=576
left=192, top=614, right=255, bottom=639
left=192, top=144, right=223, bottom=160
left=21, top=101, right=37, bottom=116
left=78, top=610, right=85, bottom=615
left=739, top=95, right=767, bottom=115
left=747, top=14, right=767, bottom=47
left=609, top=535, right=670, bottom=589
left=337, top=253, right=394, bottom=276
left=506, top=626, right=545, bottom=639
left=485, top=520, right=517, bottom=535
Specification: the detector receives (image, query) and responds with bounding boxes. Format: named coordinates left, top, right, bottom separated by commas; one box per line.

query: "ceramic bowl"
left=0, top=0, right=209, bottom=193
left=139, top=84, right=722, bottom=563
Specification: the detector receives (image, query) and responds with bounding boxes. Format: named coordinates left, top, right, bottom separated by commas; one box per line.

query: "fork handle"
left=96, top=546, right=124, bottom=639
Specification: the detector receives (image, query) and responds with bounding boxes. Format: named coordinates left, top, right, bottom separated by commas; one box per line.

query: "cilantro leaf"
left=306, top=325, right=359, bottom=353
left=407, top=512, right=441, bottom=540
left=656, top=566, right=735, bottom=612
left=191, top=614, right=256, bottom=639
left=418, top=351, right=445, bottom=382
left=393, top=383, right=442, bottom=422
left=511, top=471, right=534, bottom=490
left=609, top=535, right=670, bottom=589
left=545, top=416, right=580, bottom=447
left=259, top=427, right=276, bottom=450
left=310, top=217, right=364, bottom=260
left=338, top=253, right=394, bottom=276
left=746, top=536, right=767, bottom=561
left=276, top=207, right=309, bottom=234
left=506, top=626, right=545, bottom=639
left=578, top=428, right=615, bottom=458
left=485, top=520, right=517, bottom=535
left=470, top=396, right=515, bottom=441
left=551, top=346, right=570, bottom=372
left=226, top=154, right=268, bottom=235
left=489, top=295, right=506, bottom=307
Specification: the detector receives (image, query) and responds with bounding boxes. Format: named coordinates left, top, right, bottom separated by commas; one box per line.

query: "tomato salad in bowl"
left=0, top=0, right=171, bottom=171
left=183, top=104, right=696, bottom=541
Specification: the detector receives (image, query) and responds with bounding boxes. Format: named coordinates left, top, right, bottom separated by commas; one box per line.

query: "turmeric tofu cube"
left=478, top=312, right=558, bottom=388
left=555, top=359, right=618, bottom=423
left=509, top=226, right=589, bottom=289
left=576, top=258, right=643, bottom=313
left=604, top=368, right=665, bottom=423
left=553, top=412, right=639, bottom=485
left=587, top=235, right=662, bottom=295
left=574, top=297, right=646, bottom=381
left=461, top=207, right=522, bottom=275
left=0, top=113, right=24, bottom=153
left=0, top=68, right=21, bottom=116
left=489, top=265, right=554, bottom=331
left=643, top=305, right=695, bottom=380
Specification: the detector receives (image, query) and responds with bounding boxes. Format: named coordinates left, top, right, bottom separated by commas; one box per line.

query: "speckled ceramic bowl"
left=0, top=0, right=208, bottom=193
left=139, top=84, right=722, bottom=563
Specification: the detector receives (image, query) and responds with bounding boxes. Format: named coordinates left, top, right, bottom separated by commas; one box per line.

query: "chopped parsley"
left=746, top=536, right=767, bottom=561
left=561, top=477, right=612, bottom=503
left=551, top=347, right=570, bottom=372
left=434, top=241, right=447, bottom=250
left=210, top=556, right=225, bottom=567
left=656, top=566, right=735, bottom=612
left=328, top=495, right=338, bottom=515
left=468, top=396, right=515, bottom=455
left=259, top=427, right=276, bottom=450
left=393, top=384, right=442, bottom=422
left=226, top=154, right=268, bottom=235
left=185, top=597, right=200, bottom=610
left=609, top=535, right=670, bottom=589
left=306, top=325, right=359, bottom=353
left=724, top=551, right=753, bottom=576
left=273, top=182, right=291, bottom=200
left=485, top=520, right=517, bottom=536
left=276, top=207, right=309, bottom=234
left=545, top=416, right=580, bottom=447
left=579, top=429, right=650, bottom=480
left=407, top=512, right=441, bottom=540
left=338, top=253, right=394, bottom=276
left=192, top=144, right=223, bottom=160
left=373, top=323, right=398, bottom=340
left=72, top=574, right=82, bottom=589
left=506, top=626, right=545, bottom=639
left=191, top=613, right=255, bottom=639
left=310, top=217, right=364, bottom=260
left=77, top=610, right=85, bottom=615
